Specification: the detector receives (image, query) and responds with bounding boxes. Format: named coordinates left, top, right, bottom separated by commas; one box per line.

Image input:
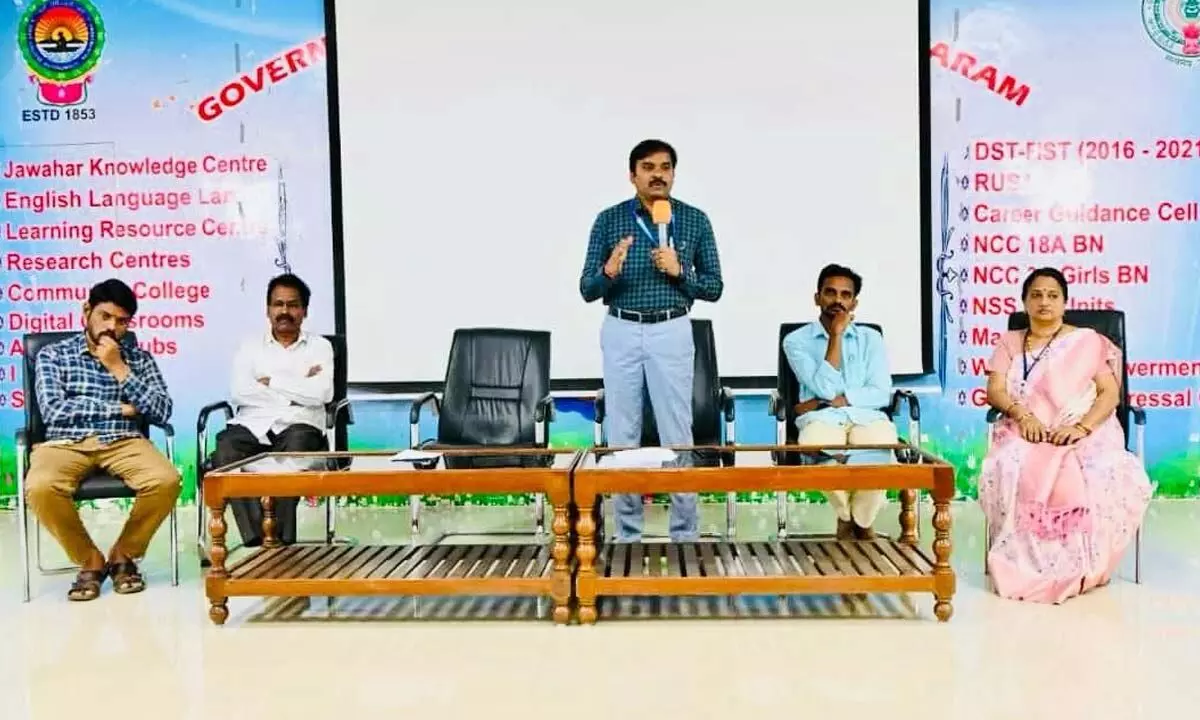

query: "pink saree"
left=978, top=328, right=1151, bottom=604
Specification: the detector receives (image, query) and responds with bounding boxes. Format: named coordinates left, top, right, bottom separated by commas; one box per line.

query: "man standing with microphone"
left=579, top=139, right=724, bottom=542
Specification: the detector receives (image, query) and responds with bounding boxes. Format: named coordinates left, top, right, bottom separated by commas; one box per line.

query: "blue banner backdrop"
left=0, top=0, right=337, bottom=503
left=2, top=0, right=1197, bottom=507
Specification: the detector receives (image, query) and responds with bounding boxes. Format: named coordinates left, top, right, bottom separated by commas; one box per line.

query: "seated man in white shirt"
left=212, top=274, right=334, bottom=546
left=782, top=264, right=898, bottom=540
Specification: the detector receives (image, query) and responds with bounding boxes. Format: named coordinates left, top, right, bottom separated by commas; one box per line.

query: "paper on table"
left=242, top=455, right=325, bottom=473
left=596, top=447, right=677, bottom=469
left=390, top=448, right=443, bottom=463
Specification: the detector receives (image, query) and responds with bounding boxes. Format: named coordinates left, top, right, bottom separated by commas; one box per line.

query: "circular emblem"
left=18, top=0, right=106, bottom=83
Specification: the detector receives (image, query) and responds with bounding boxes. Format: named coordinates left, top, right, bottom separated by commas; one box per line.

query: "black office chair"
left=408, top=328, right=555, bottom=535
left=194, top=334, right=353, bottom=562
left=767, top=322, right=921, bottom=538
left=593, top=318, right=738, bottom=537
left=15, top=332, right=179, bottom=602
left=984, top=310, right=1146, bottom=583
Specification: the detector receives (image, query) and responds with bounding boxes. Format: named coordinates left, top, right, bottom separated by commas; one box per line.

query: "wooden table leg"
left=260, top=496, right=280, bottom=549
left=575, top=496, right=598, bottom=625
left=551, top=499, right=572, bottom=625
left=207, top=504, right=230, bottom=626
left=932, top=495, right=954, bottom=622
left=899, top=489, right=918, bottom=544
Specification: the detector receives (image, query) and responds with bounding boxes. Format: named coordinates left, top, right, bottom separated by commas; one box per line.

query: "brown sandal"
left=67, top=568, right=108, bottom=602
left=108, top=560, right=146, bottom=595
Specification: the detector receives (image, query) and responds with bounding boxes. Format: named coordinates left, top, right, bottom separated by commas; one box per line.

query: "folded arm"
left=35, top=350, right=122, bottom=427
left=267, top=340, right=335, bottom=407
left=119, top=352, right=173, bottom=425
left=783, top=333, right=845, bottom=401
left=230, top=343, right=288, bottom=409
left=676, top=213, right=723, bottom=302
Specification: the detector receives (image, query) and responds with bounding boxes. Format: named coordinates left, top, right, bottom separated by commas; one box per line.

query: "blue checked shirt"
left=579, top=197, right=723, bottom=312
left=34, top=333, right=173, bottom=444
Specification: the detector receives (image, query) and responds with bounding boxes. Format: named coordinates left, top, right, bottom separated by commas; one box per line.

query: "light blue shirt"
left=781, top=322, right=892, bottom=431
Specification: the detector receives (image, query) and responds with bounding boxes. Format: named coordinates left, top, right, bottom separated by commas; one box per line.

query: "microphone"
left=651, top=199, right=672, bottom=249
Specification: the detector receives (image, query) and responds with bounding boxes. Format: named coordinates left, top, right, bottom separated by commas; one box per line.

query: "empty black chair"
left=768, top=322, right=920, bottom=537
left=408, top=328, right=555, bottom=534
left=985, top=310, right=1146, bottom=583
left=593, top=318, right=737, bottom=536
left=15, top=332, right=178, bottom=602
left=195, top=334, right=352, bottom=562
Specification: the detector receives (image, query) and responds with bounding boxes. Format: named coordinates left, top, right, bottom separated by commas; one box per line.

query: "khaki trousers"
left=796, top=419, right=898, bottom=527
left=25, top=436, right=180, bottom=564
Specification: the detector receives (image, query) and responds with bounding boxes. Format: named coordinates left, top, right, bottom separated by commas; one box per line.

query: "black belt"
left=608, top=306, right=689, bottom=324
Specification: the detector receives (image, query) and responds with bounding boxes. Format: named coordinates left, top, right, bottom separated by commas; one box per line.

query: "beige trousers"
left=25, top=436, right=180, bottom=564
left=797, top=419, right=898, bottom=527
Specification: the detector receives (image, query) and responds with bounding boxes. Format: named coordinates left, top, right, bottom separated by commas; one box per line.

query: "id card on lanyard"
left=633, top=202, right=673, bottom=248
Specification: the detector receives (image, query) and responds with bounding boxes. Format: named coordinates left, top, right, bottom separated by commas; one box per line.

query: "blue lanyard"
left=632, top=202, right=672, bottom=247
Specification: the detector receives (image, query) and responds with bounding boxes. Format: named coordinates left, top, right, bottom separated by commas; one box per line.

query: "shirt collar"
left=631, top=196, right=672, bottom=218
left=265, top=329, right=310, bottom=347
left=810, top=320, right=858, bottom=339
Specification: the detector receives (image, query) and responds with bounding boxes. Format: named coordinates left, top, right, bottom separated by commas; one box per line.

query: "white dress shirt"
left=229, top=331, right=334, bottom=444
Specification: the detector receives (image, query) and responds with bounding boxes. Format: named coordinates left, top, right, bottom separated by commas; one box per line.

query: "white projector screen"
left=334, top=1, right=927, bottom=384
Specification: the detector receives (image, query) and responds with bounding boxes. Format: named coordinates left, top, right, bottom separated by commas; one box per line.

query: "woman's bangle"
left=1074, top=423, right=1092, bottom=436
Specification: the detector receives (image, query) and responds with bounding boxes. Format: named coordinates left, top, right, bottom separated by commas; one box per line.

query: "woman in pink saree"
left=980, top=268, right=1151, bottom=604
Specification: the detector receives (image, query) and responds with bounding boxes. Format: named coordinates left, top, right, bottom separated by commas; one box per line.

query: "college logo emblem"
left=18, top=0, right=106, bottom=106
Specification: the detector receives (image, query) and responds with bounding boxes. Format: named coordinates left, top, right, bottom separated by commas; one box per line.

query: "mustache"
left=650, top=179, right=666, bottom=186
left=827, top=304, right=846, bottom=313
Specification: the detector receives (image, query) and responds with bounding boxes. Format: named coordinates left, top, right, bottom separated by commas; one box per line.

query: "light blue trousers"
left=601, top=314, right=697, bottom=541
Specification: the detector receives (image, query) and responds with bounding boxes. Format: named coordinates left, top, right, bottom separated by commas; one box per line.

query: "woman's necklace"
left=1022, top=324, right=1062, bottom=381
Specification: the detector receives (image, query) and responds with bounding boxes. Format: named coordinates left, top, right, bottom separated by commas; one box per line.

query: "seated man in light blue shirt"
left=782, top=264, right=897, bottom=540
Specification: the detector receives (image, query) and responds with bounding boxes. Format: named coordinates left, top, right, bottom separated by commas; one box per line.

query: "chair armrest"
left=326, top=397, right=354, bottom=428
left=535, top=394, right=556, bottom=423
left=594, top=388, right=606, bottom=424
left=148, top=420, right=176, bottom=462
left=885, top=390, right=921, bottom=421
left=767, top=390, right=785, bottom=421
left=408, top=392, right=440, bottom=425
left=196, top=400, right=233, bottom=435
left=1130, top=406, right=1146, bottom=425
left=985, top=407, right=1004, bottom=423
left=719, top=387, right=736, bottom=422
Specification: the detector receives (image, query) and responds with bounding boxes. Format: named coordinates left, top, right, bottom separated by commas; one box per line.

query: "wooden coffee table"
left=570, top=443, right=956, bottom=624
left=201, top=448, right=581, bottom=626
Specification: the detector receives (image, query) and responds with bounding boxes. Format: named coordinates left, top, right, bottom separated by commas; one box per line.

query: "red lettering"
left=265, top=59, right=287, bottom=83
left=996, top=74, right=1030, bottom=107
left=931, top=42, right=1032, bottom=107
left=284, top=48, right=308, bottom=73
left=241, top=66, right=266, bottom=93
left=194, top=36, right=326, bottom=122
left=951, top=52, right=977, bottom=76
left=929, top=41, right=951, bottom=68
left=971, top=65, right=998, bottom=91
left=306, top=37, right=326, bottom=63
left=219, top=81, right=246, bottom=109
